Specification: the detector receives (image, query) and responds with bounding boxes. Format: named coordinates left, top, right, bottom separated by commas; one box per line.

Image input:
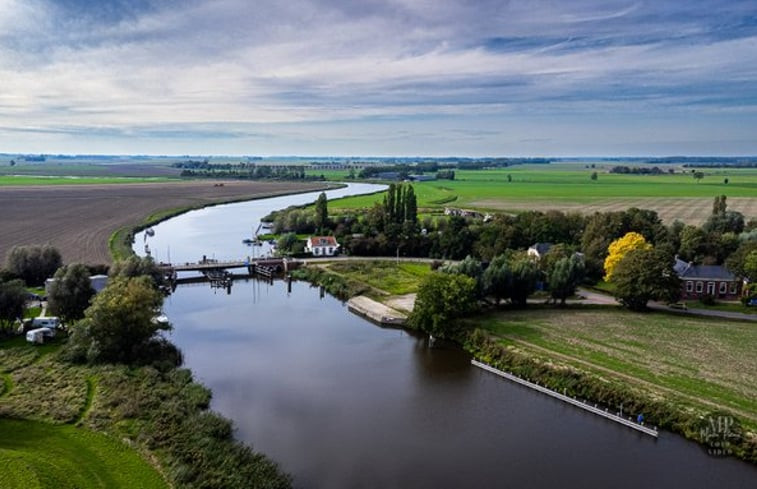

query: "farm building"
left=306, top=236, right=340, bottom=257
left=673, top=258, right=742, bottom=300
left=45, top=274, right=108, bottom=296
left=408, top=174, right=435, bottom=182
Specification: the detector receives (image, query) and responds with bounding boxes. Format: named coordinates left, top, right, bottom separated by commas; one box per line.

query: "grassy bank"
left=463, top=324, right=757, bottom=464
left=324, top=261, right=432, bottom=295
left=0, top=338, right=291, bottom=488
left=471, top=307, right=757, bottom=422
left=290, top=260, right=432, bottom=305
left=283, top=260, right=757, bottom=464
left=0, top=418, right=166, bottom=489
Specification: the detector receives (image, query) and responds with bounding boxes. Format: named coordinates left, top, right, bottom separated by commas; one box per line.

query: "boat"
left=242, top=238, right=255, bottom=245
left=145, top=227, right=155, bottom=237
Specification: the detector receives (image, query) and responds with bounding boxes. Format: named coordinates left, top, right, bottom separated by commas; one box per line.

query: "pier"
left=471, top=360, right=659, bottom=438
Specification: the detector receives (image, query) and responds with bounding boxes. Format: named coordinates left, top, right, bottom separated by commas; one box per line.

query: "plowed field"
left=0, top=180, right=328, bottom=265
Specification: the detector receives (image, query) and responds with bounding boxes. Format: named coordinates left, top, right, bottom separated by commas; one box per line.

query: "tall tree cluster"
left=383, top=183, right=418, bottom=232
left=4, top=245, right=62, bottom=285
left=0, top=278, right=26, bottom=332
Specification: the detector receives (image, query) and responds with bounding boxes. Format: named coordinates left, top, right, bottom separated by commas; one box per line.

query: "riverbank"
left=291, top=260, right=757, bottom=465
left=0, top=337, right=292, bottom=488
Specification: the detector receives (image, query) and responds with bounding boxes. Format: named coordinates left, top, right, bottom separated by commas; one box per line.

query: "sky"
left=1, top=0, right=756, bottom=157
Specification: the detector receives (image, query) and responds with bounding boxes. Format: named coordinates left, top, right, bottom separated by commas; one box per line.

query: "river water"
left=136, top=183, right=756, bottom=489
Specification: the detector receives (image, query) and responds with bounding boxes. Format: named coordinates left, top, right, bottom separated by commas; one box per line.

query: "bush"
left=699, top=293, right=716, bottom=306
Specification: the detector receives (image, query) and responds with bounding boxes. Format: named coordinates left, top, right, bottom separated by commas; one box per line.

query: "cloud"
left=0, top=0, right=756, bottom=154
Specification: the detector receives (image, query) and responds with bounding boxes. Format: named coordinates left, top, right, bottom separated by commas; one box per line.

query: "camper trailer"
left=31, top=317, right=60, bottom=330
left=25, top=328, right=54, bottom=344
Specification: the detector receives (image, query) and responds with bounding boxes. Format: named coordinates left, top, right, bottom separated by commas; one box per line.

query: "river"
left=136, top=183, right=756, bottom=489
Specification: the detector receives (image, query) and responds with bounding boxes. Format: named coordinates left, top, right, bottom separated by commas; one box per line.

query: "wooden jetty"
left=471, top=360, right=659, bottom=438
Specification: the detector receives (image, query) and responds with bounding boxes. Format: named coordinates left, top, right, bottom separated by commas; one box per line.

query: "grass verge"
left=0, top=338, right=292, bottom=488
left=0, top=418, right=166, bottom=489
left=324, top=261, right=432, bottom=296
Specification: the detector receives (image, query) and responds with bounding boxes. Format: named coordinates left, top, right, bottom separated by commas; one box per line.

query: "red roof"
left=309, top=236, right=338, bottom=247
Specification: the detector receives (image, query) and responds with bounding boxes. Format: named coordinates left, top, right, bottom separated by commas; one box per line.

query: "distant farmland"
left=0, top=180, right=329, bottom=265
left=329, top=167, right=757, bottom=224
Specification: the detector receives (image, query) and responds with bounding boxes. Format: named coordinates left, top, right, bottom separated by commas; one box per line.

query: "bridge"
left=158, top=257, right=296, bottom=286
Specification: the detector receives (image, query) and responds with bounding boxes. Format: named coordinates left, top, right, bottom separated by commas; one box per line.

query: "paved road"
left=577, top=288, right=757, bottom=322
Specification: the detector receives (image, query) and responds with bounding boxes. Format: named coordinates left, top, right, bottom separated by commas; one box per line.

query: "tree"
left=507, top=174, right=512, bottom=183
left=109, top=255, right=164, bottom=287
left=509, top=256, right=540, bottom=306
left=590, top=171, right=598, bottom=181
left=744, top=250, right=757, bottom=282
left=0, top=279, right=26, bottom=333
left=694, top=171, right=704, bottom=183
left=436, top=216, right=474, bottom=260
left=547, top=255, right=585, bottom=305
left=404, top=185, right=418, bottom=224
left=276, top=232, right=301, bottom=255
left=47, top=264, right=95, bottom=323
left=482, top=254, right=511, bottom=304
left=726, top=241, right=757, bottom=279
left=314, top=192, right=329, bottom=233
left=712, top=195, right=728, bottom=215
left=611, top=248, right=681, bottom=311
left=724, top=177, right=729, bottom=185
left=408, top=273, right=477, bottom=339
left=703, top=211, right=745, bottom=235
left=441, top=255, right=483, bottom=297
left=5, top=245, right=62, bottom=285
left=603, top=232, right=651, bottom=281
left=64, top=276, right=178, bottom=366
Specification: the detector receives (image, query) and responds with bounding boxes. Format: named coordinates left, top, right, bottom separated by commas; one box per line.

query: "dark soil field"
left=0, top=180, right=330, bottom=265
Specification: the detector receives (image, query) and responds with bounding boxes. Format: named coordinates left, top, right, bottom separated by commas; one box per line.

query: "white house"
left=527, top=242, right=553, bottom=260
left=306, top=236, right=340, bottom=256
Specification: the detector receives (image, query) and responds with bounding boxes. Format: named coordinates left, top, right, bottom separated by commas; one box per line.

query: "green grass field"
left=474, top=307, right=757, bottom=425
left=327, top=166, right=757, bottom=223
left=0, top=418, right=166, bottom=489
left=324, top=261, right=432, bottom=296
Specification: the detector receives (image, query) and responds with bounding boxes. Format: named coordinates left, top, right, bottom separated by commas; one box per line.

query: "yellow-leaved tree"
left=604, top=232, right=652, bottom=281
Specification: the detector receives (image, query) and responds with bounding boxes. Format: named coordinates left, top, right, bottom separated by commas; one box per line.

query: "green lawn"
left=684, top=300, right=756, bottom=315
left=0, top=418, right=166, bottom=489
left=474, top=307, right=757, bottom=423
left=325, top=261, right=432, bottom=295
